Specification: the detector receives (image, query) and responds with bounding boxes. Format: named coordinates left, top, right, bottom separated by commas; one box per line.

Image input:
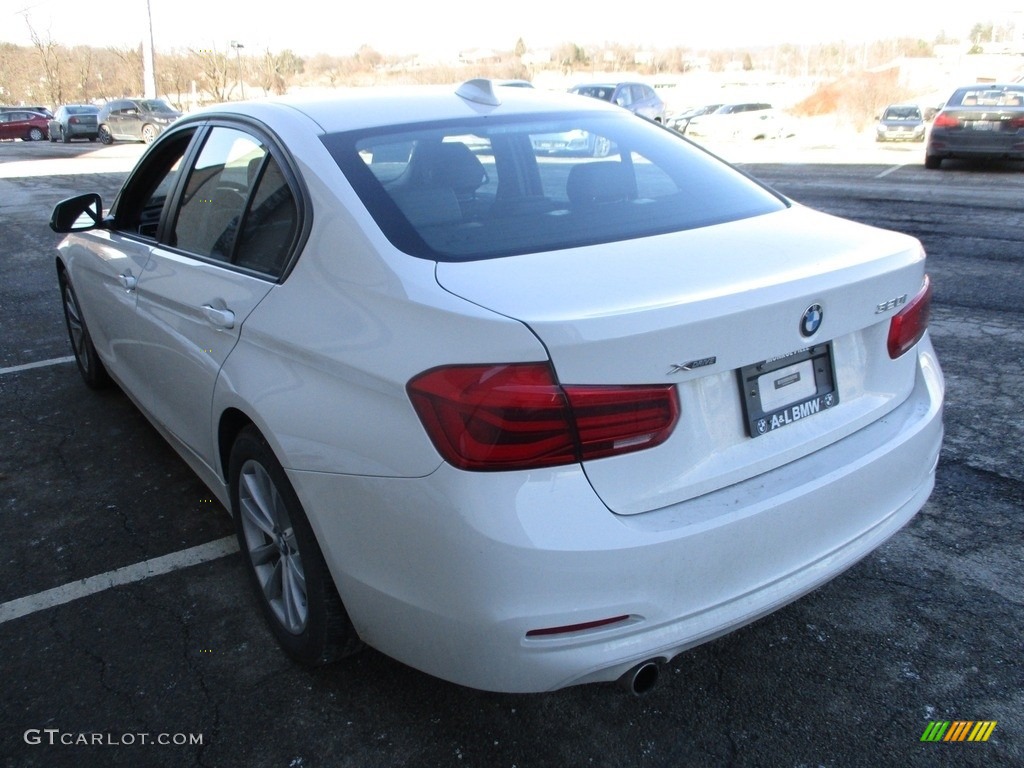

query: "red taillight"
left=407, top=363, right=678, bottom=471
left=887, top=275, right=932, bottom=359
left=932, top=113, right=959, bottom=129
left=69, top=117, right=79, bottom=125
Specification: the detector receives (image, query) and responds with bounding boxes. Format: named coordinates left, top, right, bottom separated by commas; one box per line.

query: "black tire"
left=58, top=269, right=111, bottom=389
left=49, top=128, right=58, bottom=143
left=61, top=127, right=71, bottom=144
left=229, top=425, right=362, bottom=666
left=98, top=125, right=113, bottom=145
left=924, top=154, right=942, bottom=170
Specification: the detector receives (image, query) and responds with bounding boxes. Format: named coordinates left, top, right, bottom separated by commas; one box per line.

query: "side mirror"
left=50, top=193, right=105, bottom=233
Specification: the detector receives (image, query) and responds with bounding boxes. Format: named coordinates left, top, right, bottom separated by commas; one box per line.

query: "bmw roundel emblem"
left=800, top=304, right=823, bottom=337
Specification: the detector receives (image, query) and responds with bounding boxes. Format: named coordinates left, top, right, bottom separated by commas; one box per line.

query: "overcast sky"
left=4, top=0, right=1019, bottom=56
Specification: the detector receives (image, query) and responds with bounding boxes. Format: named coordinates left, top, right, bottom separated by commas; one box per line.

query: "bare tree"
left=25, top=17, right=65, bottom=106
left=0, top=42, right=35, bottom=104
left=191, top=46, right=233, bottom=102
left=157, top=50, right=196, bottom=108
left=255, top=49, right=303, bottom=96
left=107, top=45, right=145, bottom=97
left=69, top=46, right=97, bottom=102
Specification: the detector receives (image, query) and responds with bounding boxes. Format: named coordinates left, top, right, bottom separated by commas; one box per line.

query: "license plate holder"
left=738, top=344, right=839, bottom=437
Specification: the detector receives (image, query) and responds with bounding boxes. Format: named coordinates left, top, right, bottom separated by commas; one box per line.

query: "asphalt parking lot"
left=1, top=136, right=1021, bottom=768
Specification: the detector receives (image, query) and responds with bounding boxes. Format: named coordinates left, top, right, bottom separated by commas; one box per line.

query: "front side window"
left=112, top=128, right=196, bottom=238
left=324, top=111, right=786, bottom=262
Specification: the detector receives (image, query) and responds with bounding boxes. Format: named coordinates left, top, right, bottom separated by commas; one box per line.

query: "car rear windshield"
left=322, top=111, right=787, bottom=262
left=883, top=107, right=921, bottom=120
left=949, top=86, right=1024, bottom=108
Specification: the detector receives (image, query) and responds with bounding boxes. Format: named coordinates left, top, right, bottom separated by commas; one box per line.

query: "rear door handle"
left=202, top=304, right=235, bottom=329
left=118, top=272, right=137, bottom=291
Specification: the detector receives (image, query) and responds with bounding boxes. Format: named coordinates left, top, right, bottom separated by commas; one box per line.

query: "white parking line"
left=0, top=356, right=75, bottom=376
left=875, top=164, right=905, bottom=179
left=0, top=536, right=239, bottom=625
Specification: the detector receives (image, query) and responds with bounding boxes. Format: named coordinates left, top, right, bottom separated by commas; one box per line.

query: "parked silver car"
left=875, top=104, right=925, bottom=143
left=48, top=105, right=100, bottom=143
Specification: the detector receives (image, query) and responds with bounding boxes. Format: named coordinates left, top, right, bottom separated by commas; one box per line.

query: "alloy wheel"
left=238, top=459, right=308, bottom=635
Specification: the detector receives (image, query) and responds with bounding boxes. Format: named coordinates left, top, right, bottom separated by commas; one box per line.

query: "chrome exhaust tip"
left=618, top=660, right=660, bottom=696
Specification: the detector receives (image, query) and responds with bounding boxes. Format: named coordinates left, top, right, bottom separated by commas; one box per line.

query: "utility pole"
left=142, top=0, right=157, bottom=98
left=231, top=40, right=245, bottom=100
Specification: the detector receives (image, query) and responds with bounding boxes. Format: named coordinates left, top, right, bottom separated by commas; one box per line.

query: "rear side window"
left=234, top=155, right=299, bottom=277
left=323, top=111, right=786, bottom=261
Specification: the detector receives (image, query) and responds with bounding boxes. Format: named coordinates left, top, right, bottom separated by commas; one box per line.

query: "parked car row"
left=1, top=99, right=182, bottom=144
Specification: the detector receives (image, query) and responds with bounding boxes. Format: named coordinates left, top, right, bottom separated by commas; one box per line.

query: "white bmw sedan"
left=51, top=80, right=943, bottom=694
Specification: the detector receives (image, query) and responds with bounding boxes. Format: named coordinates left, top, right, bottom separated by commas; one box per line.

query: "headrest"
left=566, top=162, right=636, bottom=206
left=417, top=142, right=487, bottom=194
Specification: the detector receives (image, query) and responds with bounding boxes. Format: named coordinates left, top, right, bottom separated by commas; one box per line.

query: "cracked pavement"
left=1, top=141, right=1021, bottom=767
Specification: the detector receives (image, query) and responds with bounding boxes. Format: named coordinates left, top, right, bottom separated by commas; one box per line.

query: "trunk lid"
left=435, top=205, right=928, bottom=515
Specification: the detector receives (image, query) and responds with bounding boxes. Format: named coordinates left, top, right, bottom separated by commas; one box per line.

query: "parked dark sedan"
left=97, top=98, right=182, bottom=144
left=48, top=105, right=100, bottom=143
left=925, top=84, right=1024, bottom=169
left=0, top=110, right=49, bottom=141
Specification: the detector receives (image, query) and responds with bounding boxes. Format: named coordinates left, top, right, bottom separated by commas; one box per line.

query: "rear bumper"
left=66, top=126, right=98, bottom=138
left=877, top=128, right=925, bottom=141
left=290, top=337, right=943, bottom=692
left=927, top=135, right=1024, bottom=160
